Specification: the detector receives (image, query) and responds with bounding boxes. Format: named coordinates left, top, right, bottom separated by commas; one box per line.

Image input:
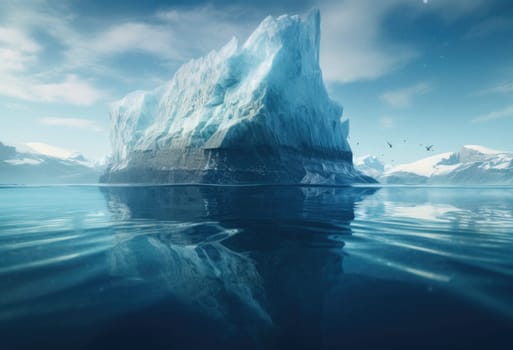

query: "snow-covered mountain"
left=0, top=141, right=102, bottom=184
left=381, top=145, right=513, bottom=185
left=354, top=155, right=385, bottom=179
left=102, top=10, right=374, bottom=185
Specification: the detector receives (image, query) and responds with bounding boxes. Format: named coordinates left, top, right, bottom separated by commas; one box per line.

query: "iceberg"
left=101, top=10, right=374, bottom=185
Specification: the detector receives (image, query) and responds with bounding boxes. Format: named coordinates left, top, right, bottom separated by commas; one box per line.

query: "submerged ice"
left=103, top=10, right=374, bottom=184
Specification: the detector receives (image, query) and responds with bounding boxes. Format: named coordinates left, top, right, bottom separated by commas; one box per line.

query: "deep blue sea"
left=1, top=185, right=512, bottom=349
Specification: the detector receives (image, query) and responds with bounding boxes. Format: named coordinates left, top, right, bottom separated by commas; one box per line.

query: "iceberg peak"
left=102, top=10, right=374, bottom=185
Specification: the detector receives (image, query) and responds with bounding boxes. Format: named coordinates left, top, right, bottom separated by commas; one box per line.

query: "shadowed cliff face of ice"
left=105, top=10, right=373, bottom=184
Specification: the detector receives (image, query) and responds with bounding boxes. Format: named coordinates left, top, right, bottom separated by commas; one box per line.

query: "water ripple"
left=347, top=186, right=513, bottom=319
left=1, top=185, right=513, bottom=347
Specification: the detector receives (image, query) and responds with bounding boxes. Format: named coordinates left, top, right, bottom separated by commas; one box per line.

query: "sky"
left=0, top=0, right=512, bottom=165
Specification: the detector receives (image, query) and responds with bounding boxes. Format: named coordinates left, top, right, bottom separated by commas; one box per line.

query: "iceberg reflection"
left=98, top=185, right=376, bottom=346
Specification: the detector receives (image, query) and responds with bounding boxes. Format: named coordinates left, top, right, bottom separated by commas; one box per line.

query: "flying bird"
left=387, top=141, right=393, bottom=148
left=425, top=145, right=434, bottom=151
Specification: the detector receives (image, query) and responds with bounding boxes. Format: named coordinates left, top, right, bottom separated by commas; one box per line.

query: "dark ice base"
left=100, top=147, right=376, bottom=185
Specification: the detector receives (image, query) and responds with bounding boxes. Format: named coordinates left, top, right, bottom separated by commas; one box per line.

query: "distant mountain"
left=381, top=145, right=513, bottom=185
left=0, top=141, right=102, bottom=184
left=354, top=155, right=385, bottom=179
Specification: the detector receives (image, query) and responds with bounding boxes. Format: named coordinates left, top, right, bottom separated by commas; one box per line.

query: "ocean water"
left=0, top=185, right=512, bottom=349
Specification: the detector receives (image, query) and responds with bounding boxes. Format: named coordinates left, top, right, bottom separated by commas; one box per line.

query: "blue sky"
left=0, top=0, right=512, bottom=164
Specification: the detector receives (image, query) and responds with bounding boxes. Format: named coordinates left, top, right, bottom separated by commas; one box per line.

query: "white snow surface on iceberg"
left=109, top=10, right=349, bottom=168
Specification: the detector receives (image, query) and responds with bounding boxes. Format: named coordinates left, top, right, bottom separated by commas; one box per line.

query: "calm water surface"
left=0, top=185, right=512, bottom=349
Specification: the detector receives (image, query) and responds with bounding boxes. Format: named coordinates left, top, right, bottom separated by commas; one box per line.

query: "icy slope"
left=103, top=10, right=373, bottom=184
left=381, top=145, right=513, bottom=185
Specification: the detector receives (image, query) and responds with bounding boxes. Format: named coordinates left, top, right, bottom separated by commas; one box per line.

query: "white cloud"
left=39, top=117, right=105, bottom=132
left=0, top=73, right=104, bottom=105
left=0, top=26, right=40, bottom=73
left=318, top=0, right=418, bottom=83
left=31, top=75, right=103, bottom=105
left=475, top=80, right=513, bottom=95
left=23, top=142, right=76, bottom=159
left=4, top=102, right=30, bottom=111
left=0, top=26, right=39, bottom=52
left=89, top=23, right=178, bottom=57
left=60, top=5, right=253, bottom=76
left=472, top=106, right=513, bottom=123
left=317, top=0, right=491, bottom=83
left=380, top=83, right=431, bottom=108
left=0, top=14, right=104, bottom=105
left=64, top=22, right=184, bottom=67
left=466, top=17, right=513, bottom=39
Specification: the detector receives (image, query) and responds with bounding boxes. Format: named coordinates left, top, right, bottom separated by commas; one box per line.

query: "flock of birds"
left=353, top=138, right=435, bottom=164
left=385, top=140, right=433, bottom=151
